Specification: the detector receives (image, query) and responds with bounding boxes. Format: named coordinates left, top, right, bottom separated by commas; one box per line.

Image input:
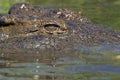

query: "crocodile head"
left=0, top=3, right=120, bottom=53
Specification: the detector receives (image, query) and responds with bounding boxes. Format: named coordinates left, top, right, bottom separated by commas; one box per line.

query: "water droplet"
left=36, top=65, right=40, bottom=68
left=1, top=53, right=4, bottom=57
left=33, top=75, right=39, bottom=80
left=36, top=59, right=39, bottom=62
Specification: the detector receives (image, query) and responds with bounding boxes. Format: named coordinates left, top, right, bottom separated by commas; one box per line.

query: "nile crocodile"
left=0, top=3, right=120, bottom=53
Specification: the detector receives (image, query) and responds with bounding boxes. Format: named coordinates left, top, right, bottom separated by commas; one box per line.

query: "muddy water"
left=0, top=45, right=120, bottom=80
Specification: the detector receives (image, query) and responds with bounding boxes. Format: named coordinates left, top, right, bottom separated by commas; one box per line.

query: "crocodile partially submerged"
left=0, top=3, right=120, bottom=53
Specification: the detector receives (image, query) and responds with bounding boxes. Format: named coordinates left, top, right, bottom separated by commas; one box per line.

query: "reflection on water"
left=0, top=48, right=120, bottom=80
left=0, top=51, right=81, bottom=80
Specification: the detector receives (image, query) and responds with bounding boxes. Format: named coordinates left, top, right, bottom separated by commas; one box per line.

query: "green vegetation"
left=0, top=0, right=26, bottom=13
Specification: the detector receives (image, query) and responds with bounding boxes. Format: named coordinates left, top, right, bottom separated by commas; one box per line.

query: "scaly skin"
left=0, top=3, right=120, bottom=53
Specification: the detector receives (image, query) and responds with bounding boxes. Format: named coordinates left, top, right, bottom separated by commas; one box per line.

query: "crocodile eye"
left=44, top=24, right=60, bottom=32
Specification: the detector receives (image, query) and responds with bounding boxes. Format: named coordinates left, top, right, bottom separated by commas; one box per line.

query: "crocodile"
left=0, top=3, right=120, bottom=53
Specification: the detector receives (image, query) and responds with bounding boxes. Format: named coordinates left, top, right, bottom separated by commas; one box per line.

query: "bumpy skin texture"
left=0, top=3, right=120, bottom=53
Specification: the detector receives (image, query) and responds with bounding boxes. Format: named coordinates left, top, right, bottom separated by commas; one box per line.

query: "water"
left=0, top=0, right=120, bottom=80
left=0, top=46, right=120, bottom=80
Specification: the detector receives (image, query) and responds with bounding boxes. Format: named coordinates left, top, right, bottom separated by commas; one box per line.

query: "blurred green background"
left=0, top=0, right=120, bottom=30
